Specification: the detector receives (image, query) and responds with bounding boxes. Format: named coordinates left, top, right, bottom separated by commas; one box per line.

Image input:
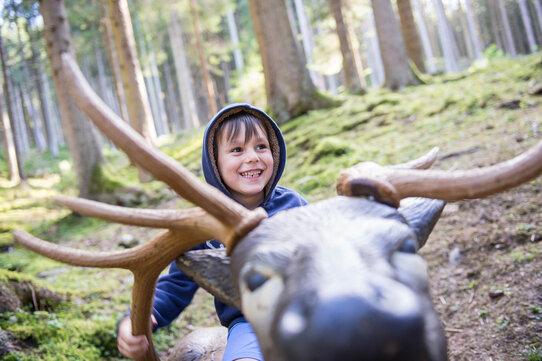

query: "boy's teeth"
left=241, top=171, right=262, bottom=177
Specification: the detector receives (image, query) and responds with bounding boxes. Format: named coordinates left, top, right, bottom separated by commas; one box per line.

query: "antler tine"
left=12, top=228, right=212, bottom=270
left=390, top=146, right=439, bottom=169
left=13, top=229, right=141, bottom=268
left=13, top=229, right=214, bottom=361
left=60, top=53, right=266, bottom=249
left=337, top=140, right=542, bottom=207
left=52, top=195, right=226, bottom=232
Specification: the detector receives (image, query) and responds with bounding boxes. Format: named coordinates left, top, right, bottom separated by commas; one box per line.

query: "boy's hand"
left=117, top=315, right=157, bottom=359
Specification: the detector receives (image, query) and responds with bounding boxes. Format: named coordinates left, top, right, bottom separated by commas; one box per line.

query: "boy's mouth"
left=240, top=170, right=263, bottom=178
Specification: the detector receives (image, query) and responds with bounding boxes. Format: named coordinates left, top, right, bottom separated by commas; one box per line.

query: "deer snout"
left=273, top=278, right=430, bottom=361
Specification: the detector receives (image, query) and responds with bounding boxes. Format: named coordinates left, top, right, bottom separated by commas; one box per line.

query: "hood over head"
left=202, top=103, right=287, bottom=207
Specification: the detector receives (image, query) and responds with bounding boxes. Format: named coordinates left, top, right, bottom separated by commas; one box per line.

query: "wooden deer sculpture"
left=13, top=53, right=542, bottom=361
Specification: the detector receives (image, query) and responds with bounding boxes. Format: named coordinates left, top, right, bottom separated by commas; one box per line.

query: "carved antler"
left=13, top=53, right=266, bottom=361
left=337, top=141, right=542, bottom=207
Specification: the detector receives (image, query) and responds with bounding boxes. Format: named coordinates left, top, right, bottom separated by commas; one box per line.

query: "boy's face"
left=216, top=123, right=274, bottom=209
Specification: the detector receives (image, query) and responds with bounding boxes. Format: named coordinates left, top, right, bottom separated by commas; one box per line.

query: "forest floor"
left=0, top=54, right=541, bottom=361
left=422, top=152, right=542, bottom=361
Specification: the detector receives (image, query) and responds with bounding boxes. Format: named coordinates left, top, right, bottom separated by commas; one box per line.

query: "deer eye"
left=244, top=270, right=270, bottom=292
left=398, top=238, right=418, bottom=254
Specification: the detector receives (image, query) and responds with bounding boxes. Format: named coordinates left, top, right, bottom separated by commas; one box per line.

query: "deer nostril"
left=244, top=270, right=269, bottom=292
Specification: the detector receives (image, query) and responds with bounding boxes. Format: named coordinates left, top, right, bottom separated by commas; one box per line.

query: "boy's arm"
left=152, top=261, right=199, bottom=329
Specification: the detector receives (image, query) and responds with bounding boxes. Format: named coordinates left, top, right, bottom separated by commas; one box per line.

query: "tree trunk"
left=476, top=0, right=491, bottom=47
left=0, top=35, right=22, bottom=183
left=248, top=0, right=329, bottom=123
left=371, top=0, right=420, bottom=90
left=285, top=0, right=304, bottom=59
left=30, top=43, right=58, bottom=157
left=169, top=11, right=200, bottom=130
left=397, top=0, right=426, bottom=73
left=518, top=0, right=537, bottom=52
left=219, top=60, right=231, bottom=105
left=107, top=0, right=157, bottom=182
left=312, top=0, right=339, bottom=94
left=432, top=0, right=459, bottom=72
left=226, top=9, right=244, bottom=74
left=226, top=8, right=251, bottom=102
left=361, top=13, right=384, bottom=87
left=456, top=2, right=474, bottom=59
left=39, top=0, right=102, bottom=198
left=533, top=0, right=542, bottom=44
left=13, top=82, right=31, bottom=154
left=133, top=21, right=166, bottom=136
left=529, top=0, right=542, bottom=45
left=101, top=0, right=130, bottom=123
left=514, top=3, right=528, bottom=53
left=49, top=93, right=65, bottom=147
left=17, top=27, right=46, bottom=153
left=412, top=0, right=436, bottom=73
left=293, top=0, right=326, bottom=90
left=486, top=0, right=505, bottom=50
left=20, top=83, right=46, bottom=152
left=427, top=10, right=443, bottom=58
left=328, top=0, right=365, bottom=93
left=93, top=32, right=122, bottom=123
left=464, top=0, right=484, bottom=59
left=93, top=32, right=109, bottom=105
left=189, top=0, right=218, bottom=118
left=107, top=0, right=156, bottom=142
left=162, top=60, right=181, bottom=133
left=0, top=97, right=20, bottom=183
left=497, top=0, right=517, bottom=55
left=149, top=47, right=168, bottom=135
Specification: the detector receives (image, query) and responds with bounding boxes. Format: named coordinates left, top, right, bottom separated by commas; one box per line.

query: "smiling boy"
left=214, top=112, right=274, bottom=209
left=117, top=103, right=308, bottom=360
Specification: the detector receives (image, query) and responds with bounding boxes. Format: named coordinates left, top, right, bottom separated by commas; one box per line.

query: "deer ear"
left=398, top=198, right=445, bottom=250
left=176, top=249, right=241, bottom=310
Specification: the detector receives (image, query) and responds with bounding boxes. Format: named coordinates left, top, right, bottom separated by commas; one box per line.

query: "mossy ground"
left=1, top=55, right=541, bottom=360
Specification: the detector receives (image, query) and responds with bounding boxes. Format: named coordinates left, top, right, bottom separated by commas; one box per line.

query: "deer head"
left=13, top=53, right=542, bottom=361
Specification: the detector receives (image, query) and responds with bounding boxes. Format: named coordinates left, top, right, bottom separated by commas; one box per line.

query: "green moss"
left=165, top=130, right=205, bottom=176
left=0, top=268, right=31, bottom=283
left=0, top=150, right=8, bottom=179
left=0, top=309, right=120, bottom=360
left=307, top=137, right=352, bottom=165
left=310, top=90, right=343, bottom=109
left=523, top=346, right=541, bottom=361
left=0, top=232, right=13, bottom=248
left=21, top=147, right=72, bottom=179
left=89, top=163, right=125, bottom=195
left=47, top=213, right=107, bottom=242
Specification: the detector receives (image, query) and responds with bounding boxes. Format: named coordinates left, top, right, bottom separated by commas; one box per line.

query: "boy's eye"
left=256, top=144, right=268, bottom=150
left=231, top=147, right=242, bottom=153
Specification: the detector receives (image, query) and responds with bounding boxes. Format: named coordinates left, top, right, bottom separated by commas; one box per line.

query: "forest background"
left=0, top=0, right=541, bottom=360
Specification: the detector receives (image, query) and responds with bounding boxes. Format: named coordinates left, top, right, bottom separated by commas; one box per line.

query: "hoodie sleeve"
left=152, top=261, right=199, bottom=329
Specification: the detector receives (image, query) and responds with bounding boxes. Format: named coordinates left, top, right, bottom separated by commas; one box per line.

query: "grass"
left=0, top=54, right=541, bottom=359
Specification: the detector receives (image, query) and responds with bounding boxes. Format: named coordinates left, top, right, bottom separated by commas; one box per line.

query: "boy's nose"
left=245, top=149, right=259, bottom=162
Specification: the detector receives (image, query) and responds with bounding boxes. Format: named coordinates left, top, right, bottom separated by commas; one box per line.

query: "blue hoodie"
left=152, top=103, right=308, bottom=330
